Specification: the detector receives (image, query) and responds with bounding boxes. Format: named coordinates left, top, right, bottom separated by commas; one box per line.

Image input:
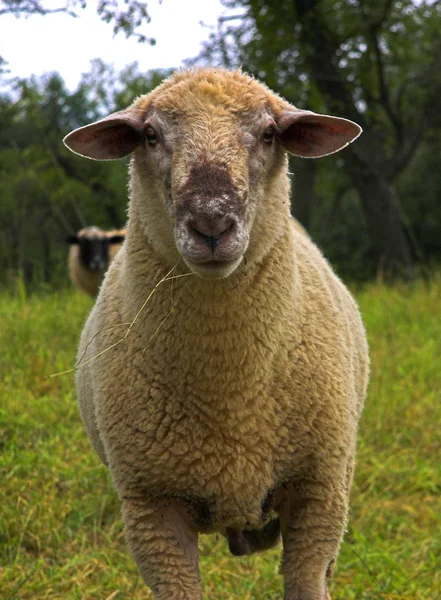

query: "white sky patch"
left=0, top=0, right=224, bottom=89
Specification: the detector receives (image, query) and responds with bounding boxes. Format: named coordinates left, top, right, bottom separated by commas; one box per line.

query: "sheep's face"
left=67, top=227, right=125, bottom=272
left=64, top=69, right=362, bottom=279
left=133, top=97, right=281, bottom=278
left=67, top=227, right=109, bottom=272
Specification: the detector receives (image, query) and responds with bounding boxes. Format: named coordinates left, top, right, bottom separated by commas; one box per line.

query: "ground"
left=1, top=275, right=440, bottom=599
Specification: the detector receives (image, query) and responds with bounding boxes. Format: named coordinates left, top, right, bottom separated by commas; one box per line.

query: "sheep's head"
left=64, top=69, right=361, bottom=279
left=67, top=226, right=125, bottom=272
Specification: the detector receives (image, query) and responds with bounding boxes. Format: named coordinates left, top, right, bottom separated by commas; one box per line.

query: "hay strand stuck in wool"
left=50, top=265, right=193, bottom=378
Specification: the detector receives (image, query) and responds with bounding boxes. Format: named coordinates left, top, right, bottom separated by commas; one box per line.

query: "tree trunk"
left=291, top=158, right=316, bottom=230
left=345, top=149, right=415, bottom=280
left=41, top=229, right=52, bottom=284
left=104, top=202, right=123, bottom=228
left=292, top=0, right=415, bottom=279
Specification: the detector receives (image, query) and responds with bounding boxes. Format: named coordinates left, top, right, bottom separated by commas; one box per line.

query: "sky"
left=0, top=0, right=225, bottom=90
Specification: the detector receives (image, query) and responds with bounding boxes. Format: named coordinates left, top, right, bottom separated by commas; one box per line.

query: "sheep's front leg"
left=122, top=497, right=201, bottom=600
left=279, top=467, right=350, bottom=600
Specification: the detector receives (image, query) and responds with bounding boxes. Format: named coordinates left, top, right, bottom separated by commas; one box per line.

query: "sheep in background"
left=67, top=226, right=125, bottom=297
left=64, top=68, right=369, bottom=600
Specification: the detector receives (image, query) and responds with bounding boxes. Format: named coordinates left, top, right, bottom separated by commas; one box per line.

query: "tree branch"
left=358, top=0, right=403, bottom=146
left=370, top=0, right=394, bottom=30
left=218, top=14, right=247, bottom=23
left=217, top=17, right=233, bottom=68
left=0, top=1, right=80, bottom=17
left=0, top=6, right=78, bottom=16
left=387, top=131, right=423, bottom=180
left=292, top=0, right=366, bottom=128
left=370, top=28, right=403, bottom=141
left=390, top=38, right=441, bottom=176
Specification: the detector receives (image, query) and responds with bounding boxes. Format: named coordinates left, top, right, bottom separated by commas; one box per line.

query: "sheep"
left=291, top=217, right=309, bottom=237
left=67, top=226, right=126, bottom=297
left=63, top=68, right=369, bottom=600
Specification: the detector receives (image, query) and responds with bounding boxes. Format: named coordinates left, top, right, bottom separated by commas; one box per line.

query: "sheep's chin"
left=184, top=257, right=243, bottom=279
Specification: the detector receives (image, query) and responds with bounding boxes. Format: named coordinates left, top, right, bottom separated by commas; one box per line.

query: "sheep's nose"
left=89, top=257, right=107, bottom=271
left=189, top=216, right=235, bottom=251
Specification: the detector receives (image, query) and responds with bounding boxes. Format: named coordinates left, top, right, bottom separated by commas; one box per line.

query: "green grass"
left=1, top=278, right=440, bottom=599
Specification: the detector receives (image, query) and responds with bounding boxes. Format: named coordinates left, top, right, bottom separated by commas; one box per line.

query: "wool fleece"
left=64, top=68, right=369, bottom=600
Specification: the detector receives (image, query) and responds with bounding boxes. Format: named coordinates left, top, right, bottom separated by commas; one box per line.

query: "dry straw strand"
left=50, top=262, right=193, bottom=378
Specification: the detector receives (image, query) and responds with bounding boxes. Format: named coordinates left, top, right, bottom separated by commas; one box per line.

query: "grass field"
left=1, top=276, right=440, bottom=599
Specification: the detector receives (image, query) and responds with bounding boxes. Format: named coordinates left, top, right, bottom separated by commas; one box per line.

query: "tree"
left=197, top=0, right=441, bottom=278
left=0, top=64, right=169, bottom=288
left=0, top=0, right=156, bottom=43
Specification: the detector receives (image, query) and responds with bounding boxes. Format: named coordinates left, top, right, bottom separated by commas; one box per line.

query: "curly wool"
left=69, top=68, right=369, bottom=600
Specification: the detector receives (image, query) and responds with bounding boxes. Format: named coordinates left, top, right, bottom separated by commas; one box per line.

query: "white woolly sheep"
left=64, top=68, right=369, bottom=600
left=67, top=226, right=125, bottom=297
left=291, top=217, right=309, bottom=237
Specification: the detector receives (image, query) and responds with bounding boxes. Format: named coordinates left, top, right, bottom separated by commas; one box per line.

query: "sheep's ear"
left=63, top=110, right=144, bottom=161
left=108, top=235, right=125, bottom=244
left=279, top=110, right=362, bottom=158
left=66, top=235, right=79, bottom=244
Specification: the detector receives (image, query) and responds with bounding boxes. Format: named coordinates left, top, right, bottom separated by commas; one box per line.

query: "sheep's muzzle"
left=79, top=238, right=109, bottom=272
left=174, top=163, right=249, bottom=278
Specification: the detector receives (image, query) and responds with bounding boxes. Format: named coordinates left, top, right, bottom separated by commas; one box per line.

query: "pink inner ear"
left=64, top=112, right=143, bottom=161
left=280, top=112, right=362, bottom=158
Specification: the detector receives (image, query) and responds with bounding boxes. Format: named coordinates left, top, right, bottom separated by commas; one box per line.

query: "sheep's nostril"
left=197, top=231, right=221, bottom=251
left=189, top=218, right=235, bottom=251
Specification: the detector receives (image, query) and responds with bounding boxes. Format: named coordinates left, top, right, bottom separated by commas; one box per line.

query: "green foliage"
left=0, top=65, right=171, bottom=289
left=1, top=0, right=441, bottom=283
left=209, top=0, right=441, bottom=134
left=1, top=278, right=441, bottom=598
left=198, top=0, right=441, bottom=277
left=397, top=135, right=441, bottom=262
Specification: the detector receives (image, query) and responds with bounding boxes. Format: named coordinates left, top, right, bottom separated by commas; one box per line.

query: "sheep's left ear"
left=279, top=110, right=362, bottom=158
left=63, top=109, right=144, bottom=161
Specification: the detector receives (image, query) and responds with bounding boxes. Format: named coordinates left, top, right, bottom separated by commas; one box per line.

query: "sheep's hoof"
left=284, top=586, right=331, bottom=600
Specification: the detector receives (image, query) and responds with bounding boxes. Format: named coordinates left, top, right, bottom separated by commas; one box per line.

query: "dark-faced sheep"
left=67, top=226, right=125, bottom=297
left=64, top=68, right=369, bottom=600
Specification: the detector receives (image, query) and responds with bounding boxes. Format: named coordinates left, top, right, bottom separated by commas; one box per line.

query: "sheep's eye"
left=145, top=126, right=158, bottom=145
left=262, top=126, right=275, bottom=144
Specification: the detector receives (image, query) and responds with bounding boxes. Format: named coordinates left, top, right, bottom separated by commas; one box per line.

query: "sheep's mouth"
left=174, top=216, right=249, bottom=279
left=183, top=256, right=244, bottom=279
left=87, top=261, right=107, bottom=272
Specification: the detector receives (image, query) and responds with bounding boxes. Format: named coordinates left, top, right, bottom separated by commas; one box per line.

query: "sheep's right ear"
left=279, top=110, right=362, bottom=158
left=66, top=235, right=79, bottom=244
left=108, top=235, right=125, bottom=244
left=63, top=110, right=144, bottom=161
